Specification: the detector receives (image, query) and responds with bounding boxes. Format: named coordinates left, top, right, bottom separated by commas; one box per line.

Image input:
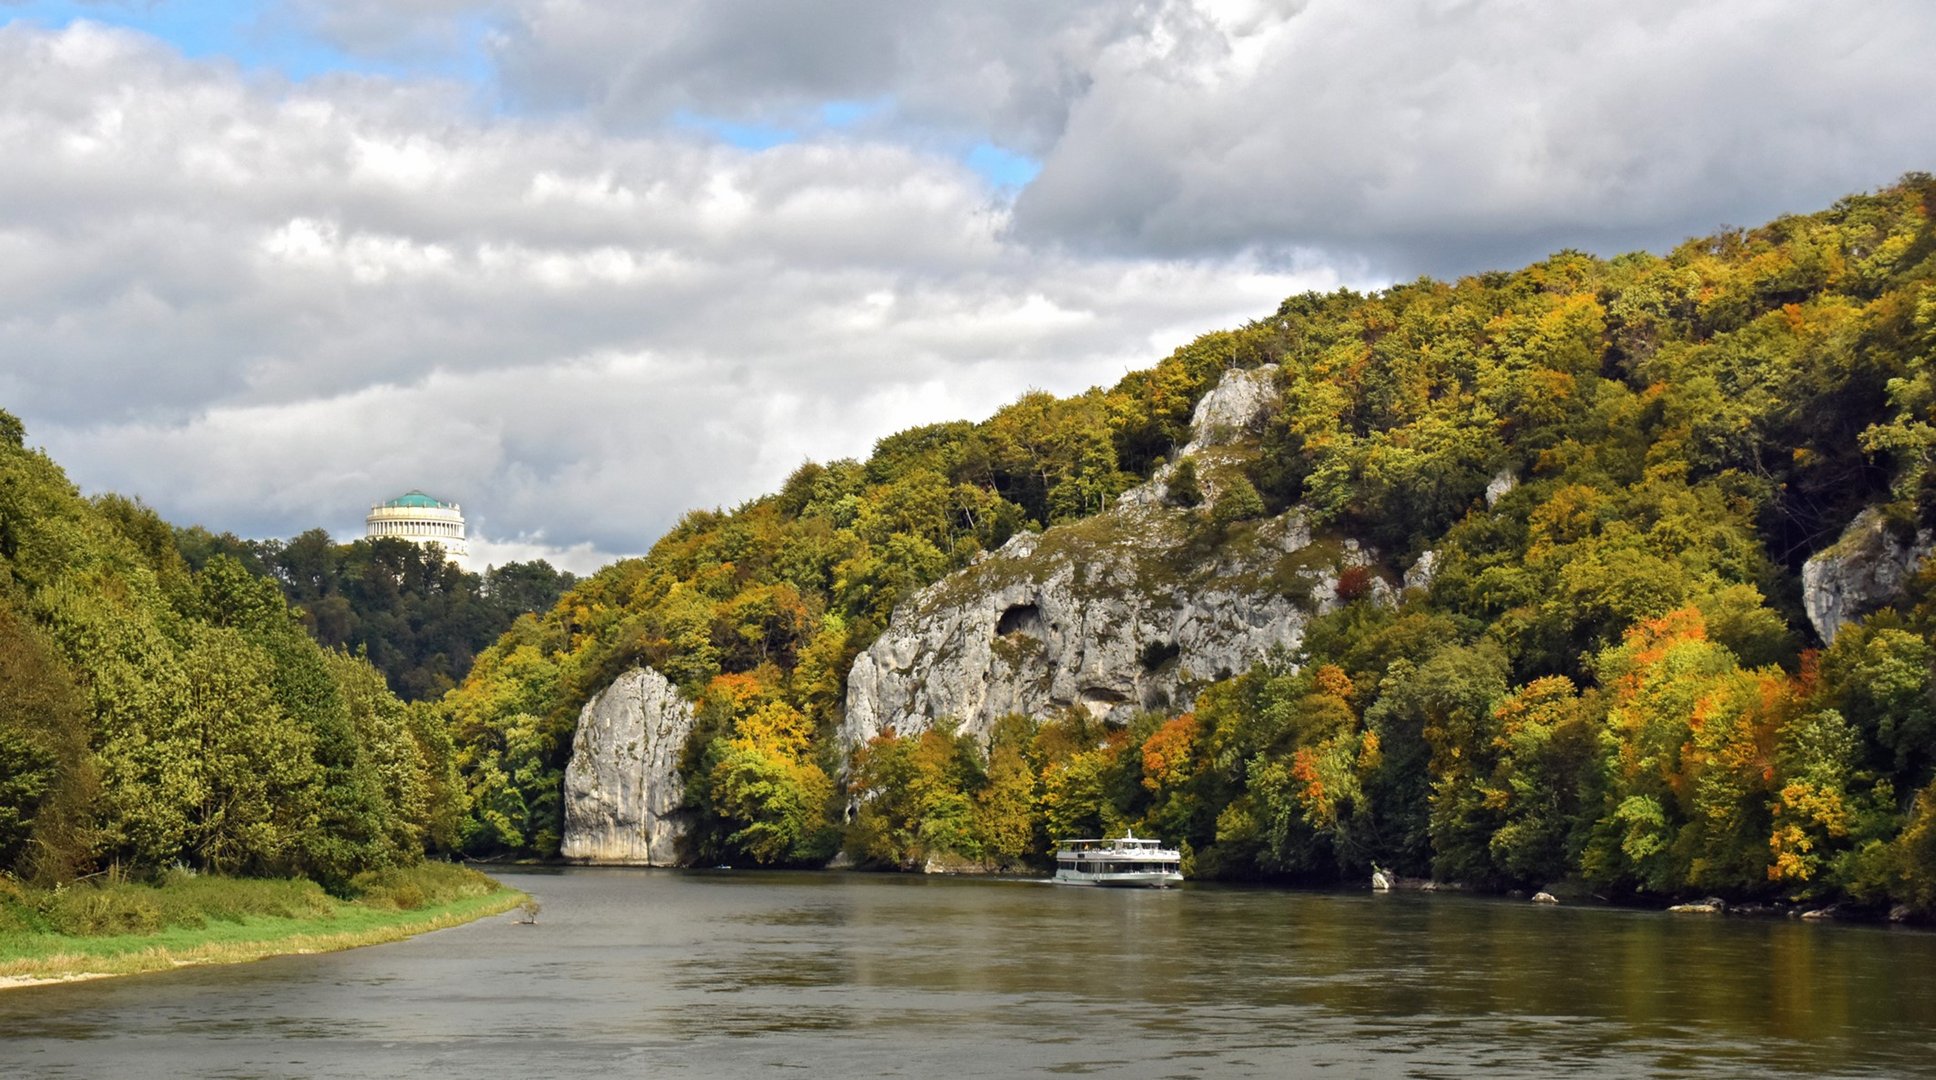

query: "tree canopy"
left=177, top=527, right=574, bottom=701
left=436, top=176, right=1936, bottom=910
left=0, top=429, right=461, bottom=888
left=14, top=176, right=1936, bottom=916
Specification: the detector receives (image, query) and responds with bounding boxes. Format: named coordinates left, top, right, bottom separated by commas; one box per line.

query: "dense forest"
left=177, top=528, right=575, bottom=701
left=5, top=178, right=1934, bottom=916
left=438, top=176, right=1936, bottom=912
left=0, top=415, right=462, bottom=889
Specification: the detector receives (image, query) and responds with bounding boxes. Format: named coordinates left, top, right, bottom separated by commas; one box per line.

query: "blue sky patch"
left=0, top=1, right=491, bottom=84
left=965, top=143, right=1042, bottom=190
left=674, top=112, right=799, bottom=151
left=818, top=99, right=890, bottom=128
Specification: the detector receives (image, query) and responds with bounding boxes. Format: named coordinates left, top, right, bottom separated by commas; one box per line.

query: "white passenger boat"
left=1052, top=831, right=1184, bottom=887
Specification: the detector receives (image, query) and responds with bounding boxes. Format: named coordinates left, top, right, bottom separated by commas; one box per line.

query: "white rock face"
left=1118, top=365, right=1278, bottom=509
left=1485, top=469, right=1518, bottom=508
left=842, top=504, right=1377, bottom=749
left=844, top=364, right=1382, bottom=751
left=1180, top=365, right=1279, bottom=456
left=1801, top=508, right=1933, bottom=645
left=1404, top=550, right=1440, bottom=594
left=561, top=667, right=696, bottom=865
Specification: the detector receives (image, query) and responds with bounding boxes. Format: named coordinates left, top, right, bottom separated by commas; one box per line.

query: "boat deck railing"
left=1054, top=838, right=1180, bottom=857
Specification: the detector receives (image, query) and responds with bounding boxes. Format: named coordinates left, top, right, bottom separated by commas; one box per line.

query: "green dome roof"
left=379, top=490, right=455, bottom=510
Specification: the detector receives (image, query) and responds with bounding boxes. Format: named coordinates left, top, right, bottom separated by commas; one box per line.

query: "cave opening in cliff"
left=995, top=602, right=1043, bottom=638
left=1139, top=640, right=1180, bottom=672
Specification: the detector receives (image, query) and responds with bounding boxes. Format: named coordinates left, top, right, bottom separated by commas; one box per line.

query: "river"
left=3, top=867, right=1934, bottom=1078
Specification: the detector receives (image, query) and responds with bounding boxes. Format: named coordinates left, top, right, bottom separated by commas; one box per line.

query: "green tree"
left=0, top=602, right=96, bottom=881
left=1483, top=677, right=1599, bottom=886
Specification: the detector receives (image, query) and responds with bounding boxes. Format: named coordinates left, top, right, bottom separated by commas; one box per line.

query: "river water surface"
left=4, top=867, right=1934, bottom=1078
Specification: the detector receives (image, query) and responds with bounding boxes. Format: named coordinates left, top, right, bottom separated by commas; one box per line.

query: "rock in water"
left=1531, top=892, right=1559, bottom=905
left=1802, top=507, right=1934, bottom=645
left=561, top=667, right=695, bottom=865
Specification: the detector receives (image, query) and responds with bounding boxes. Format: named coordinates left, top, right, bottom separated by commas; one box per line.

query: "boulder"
left=1801, top=508, right=1934, bottom=644
left=560, top=667, right=696, bottom=866
left=1667, top=897, right=1727, bottom=914
left=1531, top=891, right=1559, bottom=905
left=1536, top=878, right=1594, bottom=903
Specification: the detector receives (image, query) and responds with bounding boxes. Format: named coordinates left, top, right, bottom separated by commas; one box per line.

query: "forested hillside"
left=0, top=417, right=461, bottom=888
left=177, top=528, right=575, bottom=701
left=435, top=309, right=1242, bottom=860
left=8, top=178, right=1932, bottom=914
left=439, top=176, right=1936, bottom=912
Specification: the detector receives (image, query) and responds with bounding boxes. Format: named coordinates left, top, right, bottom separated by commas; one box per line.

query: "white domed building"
left=365, top=491, right=468, bottom=564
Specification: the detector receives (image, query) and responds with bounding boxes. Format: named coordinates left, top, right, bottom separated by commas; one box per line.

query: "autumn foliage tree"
left=434, top=176, right=1936, bottom=914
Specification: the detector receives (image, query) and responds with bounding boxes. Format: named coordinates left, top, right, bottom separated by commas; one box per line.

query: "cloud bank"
left=3, top=1, right=1930, bottom=572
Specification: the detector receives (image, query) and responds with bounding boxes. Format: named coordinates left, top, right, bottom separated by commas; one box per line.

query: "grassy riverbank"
left=0, top=863, right=523, bottom=987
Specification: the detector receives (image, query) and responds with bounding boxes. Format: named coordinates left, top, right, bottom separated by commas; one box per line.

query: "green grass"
left=0, top=863, right=524, bottom=984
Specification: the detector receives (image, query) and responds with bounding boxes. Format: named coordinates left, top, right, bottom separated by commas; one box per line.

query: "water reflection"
left=2, top=869, right=1933, bottom=1078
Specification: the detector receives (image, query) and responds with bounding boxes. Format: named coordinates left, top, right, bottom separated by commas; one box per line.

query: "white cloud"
left=488, top=0, right=1153, bottom=155
left=4, top=21, right=1335, bottom=562
left=4, top=1, right=1929, bottom=572
left=477, top=0, right=1936, bottom=274
left=1010, top=0, right=1936, bottom=271
left=465, top=532, right=614, bottom=577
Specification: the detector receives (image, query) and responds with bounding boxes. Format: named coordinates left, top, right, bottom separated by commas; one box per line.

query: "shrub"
left=38, top=873, right=338, bottom=935
left=349, top=863, right=496, bottom=910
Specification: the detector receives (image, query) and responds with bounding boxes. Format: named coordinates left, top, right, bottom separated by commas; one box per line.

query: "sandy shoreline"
left=0, top=971, right=117, bottom=992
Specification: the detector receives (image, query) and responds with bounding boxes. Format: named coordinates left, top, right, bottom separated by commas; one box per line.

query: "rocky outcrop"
left=1404, top=550, right=1440, bottom=594
left=561, top=667, right=695, bottom=865
left=843, top=508, right=1367, bottom=747
left=1119, top=365, right=1278, bottom=509
left=1801, top=508, right=1934, bottom=644
left=1180, top=365, right=1278, bottom=456
left=1485, top=468, right=1518, bottom=508
left=843, top=365, right=1381, bottom=750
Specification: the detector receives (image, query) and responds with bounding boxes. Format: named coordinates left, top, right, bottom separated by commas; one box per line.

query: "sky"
left=3, top=1, right=1933, bottom=574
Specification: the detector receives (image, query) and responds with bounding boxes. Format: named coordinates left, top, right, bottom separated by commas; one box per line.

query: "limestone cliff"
left=842, top=365, right=1385, bottom=749
left=561, top=667, right=695, bottom=865
left=1802, top=508, right=1933, bottom=645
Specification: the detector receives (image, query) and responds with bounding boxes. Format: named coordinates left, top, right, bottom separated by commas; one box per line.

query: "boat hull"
left=1052, top=870, right=1183, bottom=888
